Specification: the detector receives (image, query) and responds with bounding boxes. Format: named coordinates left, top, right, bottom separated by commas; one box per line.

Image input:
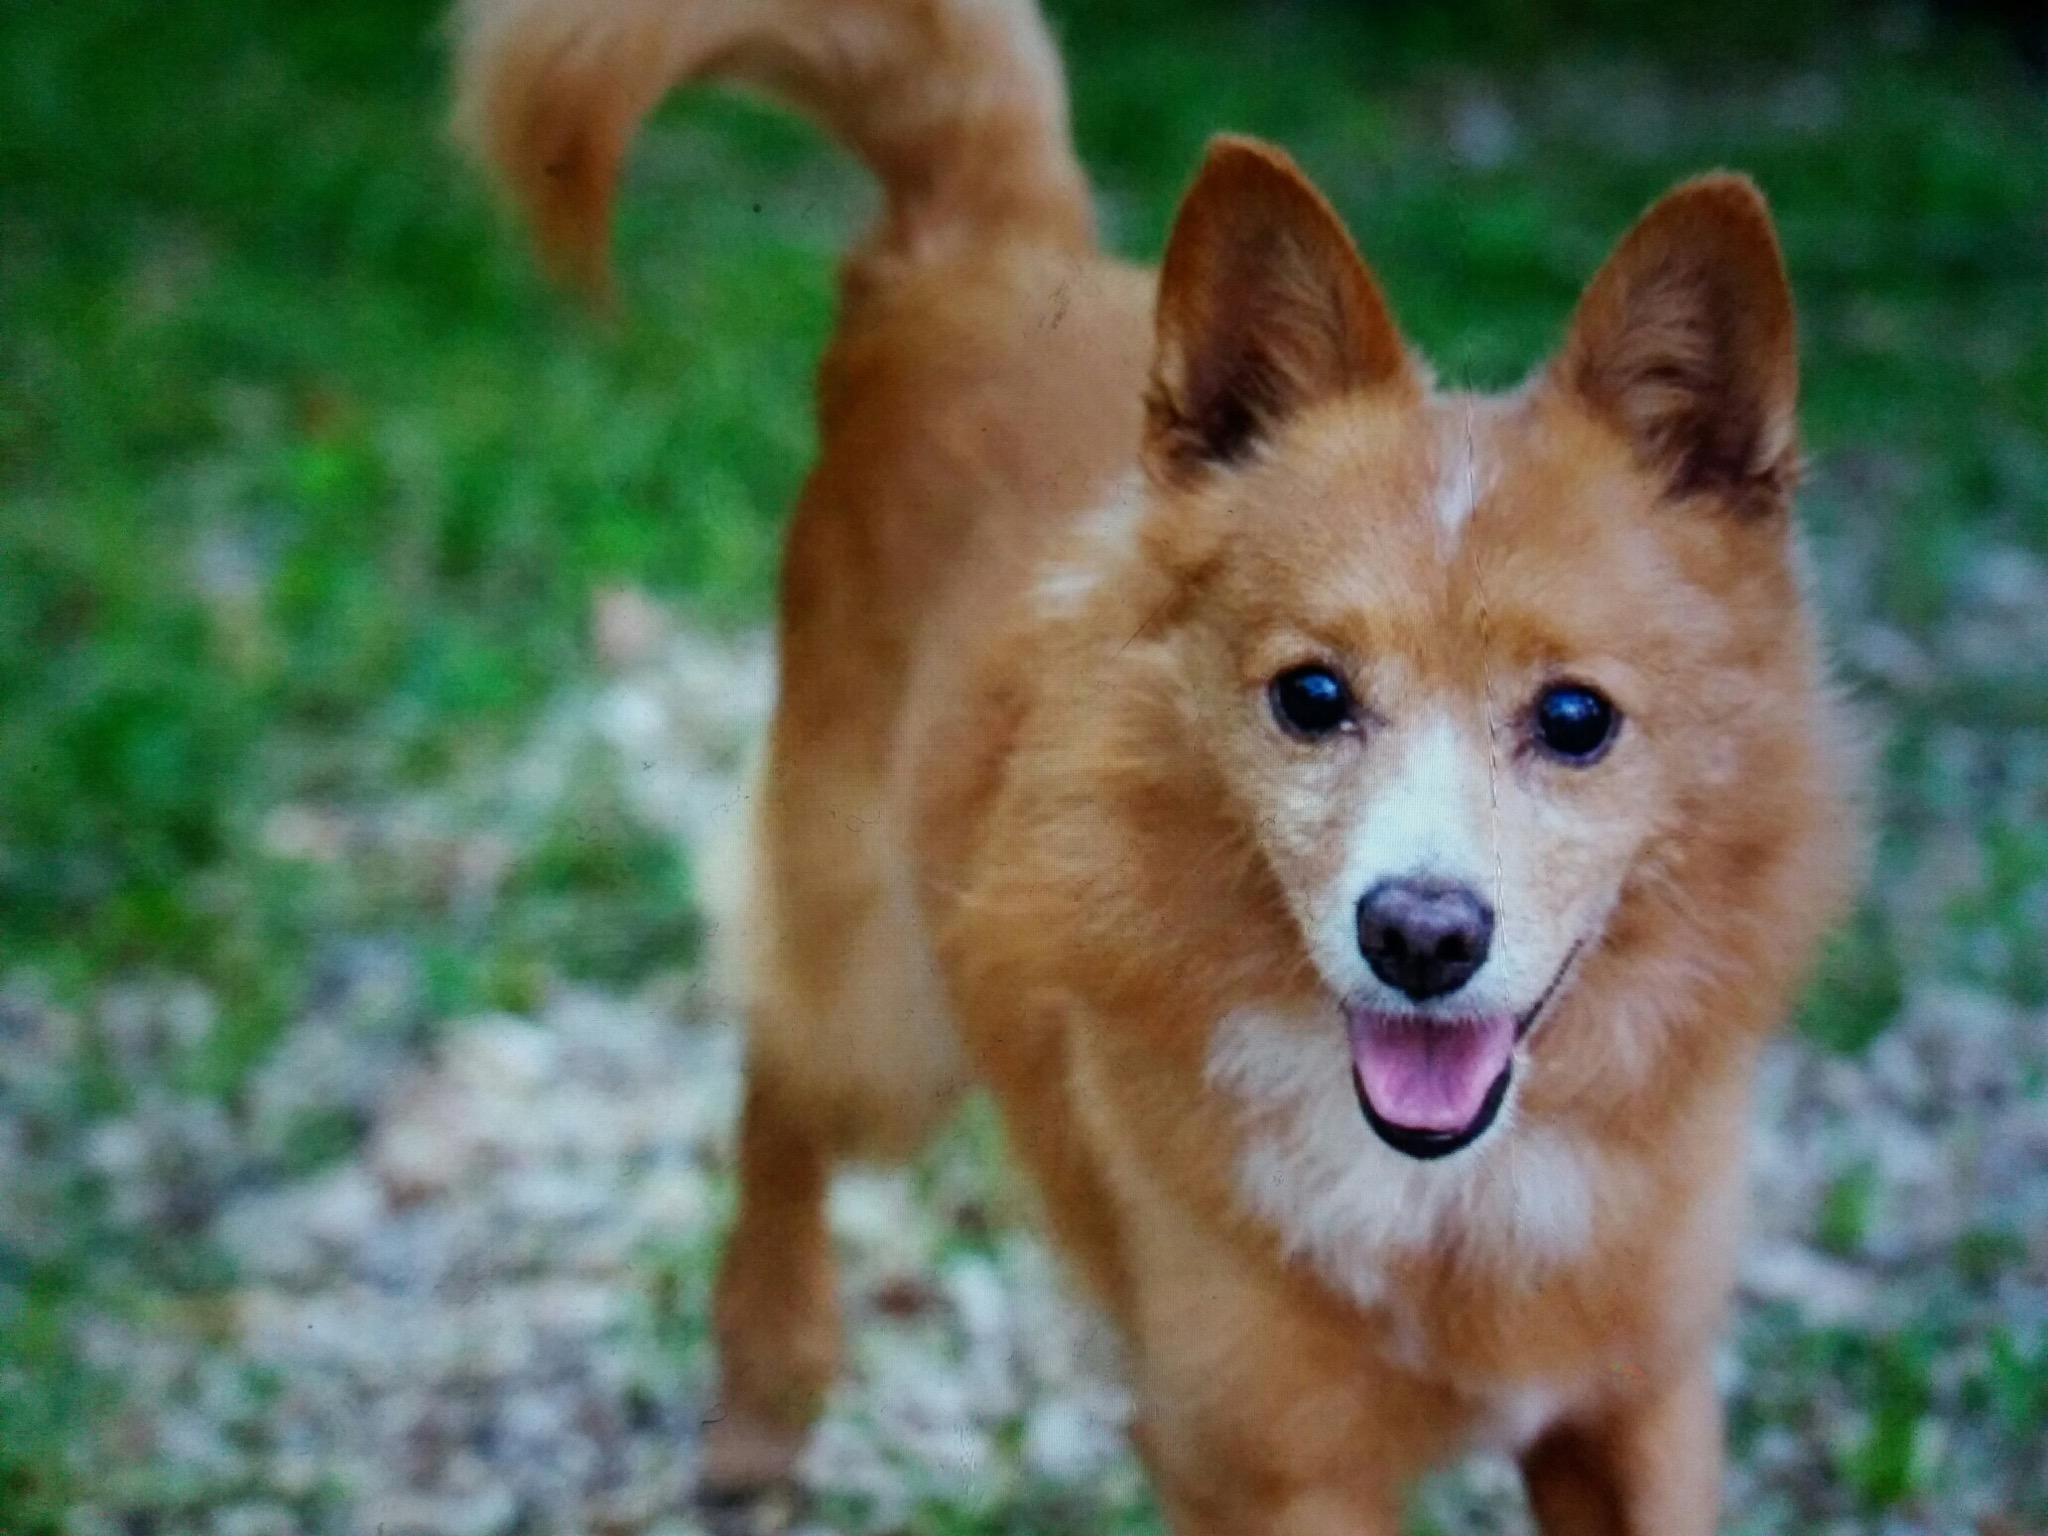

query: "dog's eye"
left=1532, top=682, right=1619, bottom=764
left=1269, top=665, right=1356, bottom=740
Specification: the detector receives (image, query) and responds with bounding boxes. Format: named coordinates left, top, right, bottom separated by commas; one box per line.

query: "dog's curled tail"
left=452, top=0, right=1095, bottom=296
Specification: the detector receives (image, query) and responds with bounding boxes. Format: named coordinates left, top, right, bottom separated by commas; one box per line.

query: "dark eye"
left=1269, top=664, right=1356, bottom=739
left=1532, top=682, right=1620, bottom=764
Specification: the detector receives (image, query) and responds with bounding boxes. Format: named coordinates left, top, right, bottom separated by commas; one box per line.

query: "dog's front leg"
left=1117, top=1255, right=1423, bottom=1536
left=1146, top=1468, right=1405, bottom=1536
left=1134, top=1403, right=1405, bottom=1536
left=1519, top=1360, right=1722, bottom=1536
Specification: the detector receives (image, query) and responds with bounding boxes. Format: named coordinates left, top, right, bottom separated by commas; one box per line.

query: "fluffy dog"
left=455, top=2, right=1862, bottom=1528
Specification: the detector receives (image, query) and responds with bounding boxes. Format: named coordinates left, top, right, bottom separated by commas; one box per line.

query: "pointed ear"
left=1553, top=174, right=1800, bottom=509
left=1144, top=136, right=1415, bottom=485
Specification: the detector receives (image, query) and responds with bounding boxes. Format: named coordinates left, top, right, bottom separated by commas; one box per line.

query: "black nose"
left=1356, top=878, right=1495, bottom=1002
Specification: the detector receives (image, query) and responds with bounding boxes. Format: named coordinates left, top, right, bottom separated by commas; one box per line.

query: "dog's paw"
left=698, top=1407, right=808, bottom=1534
left=697, top=1479, right=803, bottom=1536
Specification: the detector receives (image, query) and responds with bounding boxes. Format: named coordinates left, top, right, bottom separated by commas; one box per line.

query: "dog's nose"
left=1356, top=878, right=1494, bottom=1002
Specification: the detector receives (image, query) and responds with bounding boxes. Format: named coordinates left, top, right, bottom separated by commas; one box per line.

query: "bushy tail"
left=451, top=0, right=1095, bottom=296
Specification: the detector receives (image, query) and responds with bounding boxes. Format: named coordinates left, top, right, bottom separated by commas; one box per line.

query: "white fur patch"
left=1345, top=713, right=1493, bottom=893
left=1479, top=1382, right=1571, bottom=1454
left=1204, top=1007, right=1597, bottom=1313
left=1033, top=475, right=1147, bottom=618
left=1433, top=406, right=1491, bottom=550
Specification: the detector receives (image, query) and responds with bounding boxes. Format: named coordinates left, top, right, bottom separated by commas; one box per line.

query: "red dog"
left=456, top=1, right=1862, bottom=1527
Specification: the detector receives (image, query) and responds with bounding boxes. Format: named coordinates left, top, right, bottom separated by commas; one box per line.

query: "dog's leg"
left=1110, top=1222, right=1429, bottom=1536
left=700, top=1063, right=841, bottom=1507
left=1136, top=1405, right=1408, bottom=1536
left=697, top=733, right=968, bottom=1512
left=1150, top=1475, right=1405, bottom=1536
left=1519, top=1362, right=1722, bottom=1536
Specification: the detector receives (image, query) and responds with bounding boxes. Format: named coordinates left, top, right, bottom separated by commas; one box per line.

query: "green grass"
left=3, top=0, right=2045, bottom=1528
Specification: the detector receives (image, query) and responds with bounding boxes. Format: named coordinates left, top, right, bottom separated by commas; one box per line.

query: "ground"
left=2, top=1, right=2045, bottom=1531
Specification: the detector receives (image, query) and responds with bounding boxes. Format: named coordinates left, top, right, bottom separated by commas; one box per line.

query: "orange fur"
left=454, top=3, right=1863, bottom=1529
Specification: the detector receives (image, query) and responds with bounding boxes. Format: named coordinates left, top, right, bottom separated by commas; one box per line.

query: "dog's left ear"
left=1144, top=137, right=1415, bottom=486
left=1553, top=175, right=1799, bottom=510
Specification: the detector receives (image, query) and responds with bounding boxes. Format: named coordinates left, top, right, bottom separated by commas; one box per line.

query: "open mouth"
left=1345, top=947, right=1580, bottom=1160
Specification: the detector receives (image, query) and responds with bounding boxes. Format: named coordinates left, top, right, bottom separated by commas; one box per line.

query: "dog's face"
left=1138, top=140, right=1812, bottom=1158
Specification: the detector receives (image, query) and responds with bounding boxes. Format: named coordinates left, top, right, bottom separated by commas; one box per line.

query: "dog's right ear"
left=1144, top=137, right=1415, bottom=486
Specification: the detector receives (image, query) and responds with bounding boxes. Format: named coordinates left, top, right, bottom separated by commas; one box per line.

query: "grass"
left=2, top=0, right=2045, bottom=1529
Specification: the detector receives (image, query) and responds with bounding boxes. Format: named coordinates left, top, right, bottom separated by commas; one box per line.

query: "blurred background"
left=2, top=1, right=2044, bottom=1531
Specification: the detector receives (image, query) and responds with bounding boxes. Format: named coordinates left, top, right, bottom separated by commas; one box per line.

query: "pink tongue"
left=1347, top=1011, right=1516, bottom=1133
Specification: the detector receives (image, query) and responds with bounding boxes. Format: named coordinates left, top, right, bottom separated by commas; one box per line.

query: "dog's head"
left=1129, top=139, right=1845, bottom=1159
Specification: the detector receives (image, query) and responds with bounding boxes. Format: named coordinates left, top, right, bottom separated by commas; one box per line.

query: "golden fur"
left=454, top=1, right=1862, bottom=1528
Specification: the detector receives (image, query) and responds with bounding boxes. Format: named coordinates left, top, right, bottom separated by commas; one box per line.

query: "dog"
left=454, top=1, right=1862, bottom=1528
